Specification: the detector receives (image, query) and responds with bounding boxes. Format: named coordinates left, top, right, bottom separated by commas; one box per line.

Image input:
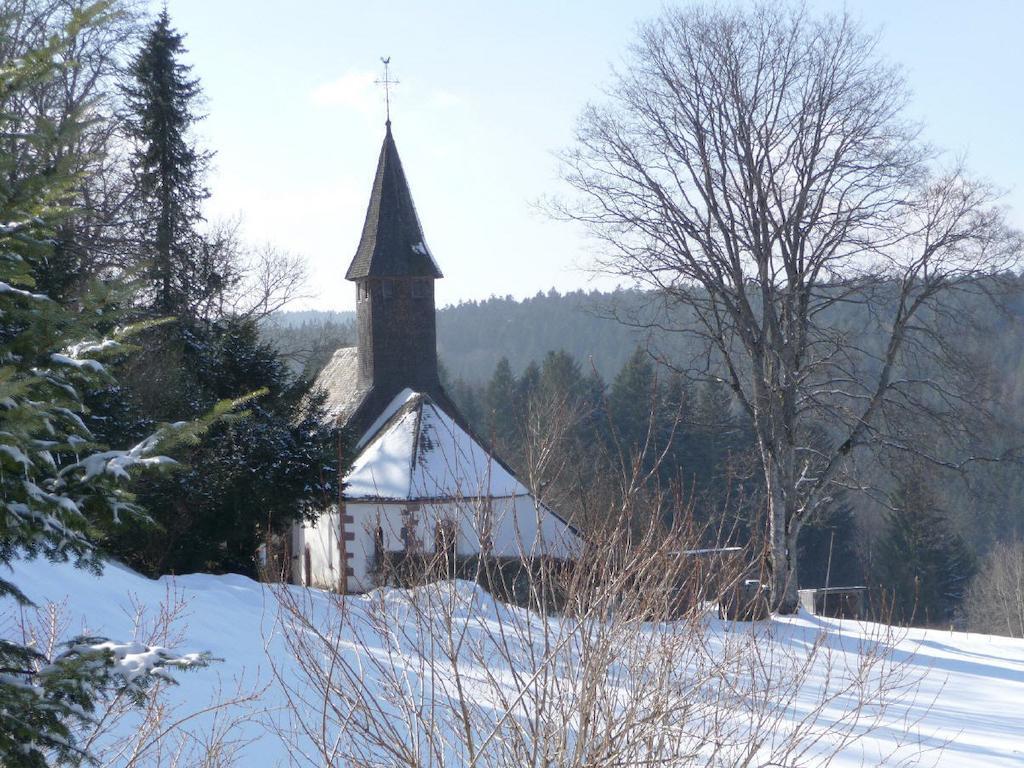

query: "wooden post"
left=338, top=430, right=349, bottom=595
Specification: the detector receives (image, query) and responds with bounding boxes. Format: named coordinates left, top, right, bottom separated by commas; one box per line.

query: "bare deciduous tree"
left=556, top=3, right=1021, bottom=612
left=965, top=539, right=1024, bottom=638
left=188, top=217, right=310, bottom=323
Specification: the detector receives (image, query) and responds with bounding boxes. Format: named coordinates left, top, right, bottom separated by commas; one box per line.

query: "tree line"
left=437, top=344, right=981, bottom=627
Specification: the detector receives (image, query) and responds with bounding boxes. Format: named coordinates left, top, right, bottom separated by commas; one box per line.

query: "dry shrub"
left=269, top=506, right=932, bottom=767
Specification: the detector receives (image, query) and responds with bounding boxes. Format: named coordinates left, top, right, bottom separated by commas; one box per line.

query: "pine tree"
left=608, top=347, right=657, bottom=453
left=798, top=498, right=863, bottom=589
left=0, top=11, right=211, bottom=764
left=122, top=9, right=213, bottom=316
left=877, top=473, right=976, bottom=625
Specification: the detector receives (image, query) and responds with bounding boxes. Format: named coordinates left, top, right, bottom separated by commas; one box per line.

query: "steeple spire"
left=345, top=124, right=443, bottom=281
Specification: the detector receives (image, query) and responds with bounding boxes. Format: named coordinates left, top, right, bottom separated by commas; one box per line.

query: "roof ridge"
left=407, top=392, right=425, bottom=474
left=354, top=388, right=419, bottom=451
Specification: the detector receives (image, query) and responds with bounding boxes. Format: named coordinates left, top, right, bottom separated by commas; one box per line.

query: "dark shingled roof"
left=310, top=347, right=371, bottom=426
left=345, top=123, right=443, bottom=281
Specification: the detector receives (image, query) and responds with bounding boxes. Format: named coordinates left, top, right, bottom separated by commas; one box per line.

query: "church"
left=290, top=119, right=582, bottom=593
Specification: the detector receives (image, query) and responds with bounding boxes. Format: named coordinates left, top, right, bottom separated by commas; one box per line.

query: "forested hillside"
left=269, top=281, right=1024, bottom=627
left=276, top=283, right=1024, bottom=400
left=438, top=290, right=648, bottom=383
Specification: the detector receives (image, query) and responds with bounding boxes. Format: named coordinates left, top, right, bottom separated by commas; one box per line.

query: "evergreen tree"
left=0, top=13, right=210, bottom=764
left=447, top=377, right=484, bottom=432
left=98, top=319, right=337, bottom=577
left=90, top=9, right=337, bottom=577
left=876, top=473, right=976, bottom=625
left=609, top=347, right=657, bottom=453
left=798, top=498, right=863, bottom=589
left=122, top=9, right=214, bottom=316
left=485, top=357, right=519, bottom=456
left=580, top=365, right=609, bottom=445
left=687, top=381, right=738, bottom=485
left=513, top=360, right=540, bottom=457
left=538, top=349, right=585, bottom=405
left=517, top=360, right=540, bottom=408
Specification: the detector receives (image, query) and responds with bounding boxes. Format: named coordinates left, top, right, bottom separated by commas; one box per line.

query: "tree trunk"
left=767, top=464, right=801, bottom=614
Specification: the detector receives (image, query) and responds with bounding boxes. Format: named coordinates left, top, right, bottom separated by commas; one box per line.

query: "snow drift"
left=6, top=557, right=1024, bottom=767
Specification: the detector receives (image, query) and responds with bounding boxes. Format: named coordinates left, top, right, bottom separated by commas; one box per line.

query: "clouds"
left=309, top=69, right=466, bottom=117
left=310, top=70, right=378, bottom=112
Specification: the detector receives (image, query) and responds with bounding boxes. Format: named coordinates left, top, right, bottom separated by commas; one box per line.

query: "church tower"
left=346, top=121, right=444, bottom=402
left=296, top=110, right=583, bottom=594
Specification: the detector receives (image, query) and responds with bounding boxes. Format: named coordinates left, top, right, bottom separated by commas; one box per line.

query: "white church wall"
left=294, top=508, right=343, bottom=590
left=294, top=493, right=582, bottom=593
left=345, top=496, right=582, bottom=593
left=348, top=501, right=398, bottom=592
left=491, top=496, right=582, bottom=561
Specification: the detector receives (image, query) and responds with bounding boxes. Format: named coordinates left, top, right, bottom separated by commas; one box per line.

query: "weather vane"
left=375, top=56, right=399, bottom=124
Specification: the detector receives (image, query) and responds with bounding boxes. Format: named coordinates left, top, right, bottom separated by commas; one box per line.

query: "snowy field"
left=7, top=557, right=1024, bottom=767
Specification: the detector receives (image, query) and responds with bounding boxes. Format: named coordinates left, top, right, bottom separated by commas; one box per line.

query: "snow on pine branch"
left=46, top=637, right=214, bottom=689
left=49, top=353, right=106, bottom=373
left=0, top=281, right=51, bottom=301
left=65, top=339, right=121, bottom=358
left=49, top=337, right=124, bottom=375
left=62, top=427, right=181, bottom=482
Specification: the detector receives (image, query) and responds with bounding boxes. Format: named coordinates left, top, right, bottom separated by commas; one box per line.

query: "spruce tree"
left=609, top=347, right=657, bottom=453
left=877, top=473, right=976, bottom=625
left=94, top=9, right=337, bottom=577
left=122, top=9, right=212, bottom=316
left=0, top=12, right=211, bottom=764
left=538, top=350, right=585, bottom=405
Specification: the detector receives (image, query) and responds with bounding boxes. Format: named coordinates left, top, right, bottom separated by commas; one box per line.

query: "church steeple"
left=345, top=123, right=443, bottom=281
left=346, top=123, right=443, bottom=400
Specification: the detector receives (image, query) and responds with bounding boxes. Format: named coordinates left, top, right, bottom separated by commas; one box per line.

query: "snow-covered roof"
left=345, top=389, right=530, bottom=501
left=311, top=347, right=370, bottom=425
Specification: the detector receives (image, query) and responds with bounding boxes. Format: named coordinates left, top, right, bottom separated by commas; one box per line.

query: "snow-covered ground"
left=6, top=558, right=1024, bottom=767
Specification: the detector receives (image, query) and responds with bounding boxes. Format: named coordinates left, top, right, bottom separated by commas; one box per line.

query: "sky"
left=162, top=0, right=1024, bottom=312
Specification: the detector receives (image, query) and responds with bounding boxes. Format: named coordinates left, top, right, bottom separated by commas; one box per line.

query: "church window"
left=411, top=279, right=426, bottom=299
left=382, top=280, right=394, bottom=299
